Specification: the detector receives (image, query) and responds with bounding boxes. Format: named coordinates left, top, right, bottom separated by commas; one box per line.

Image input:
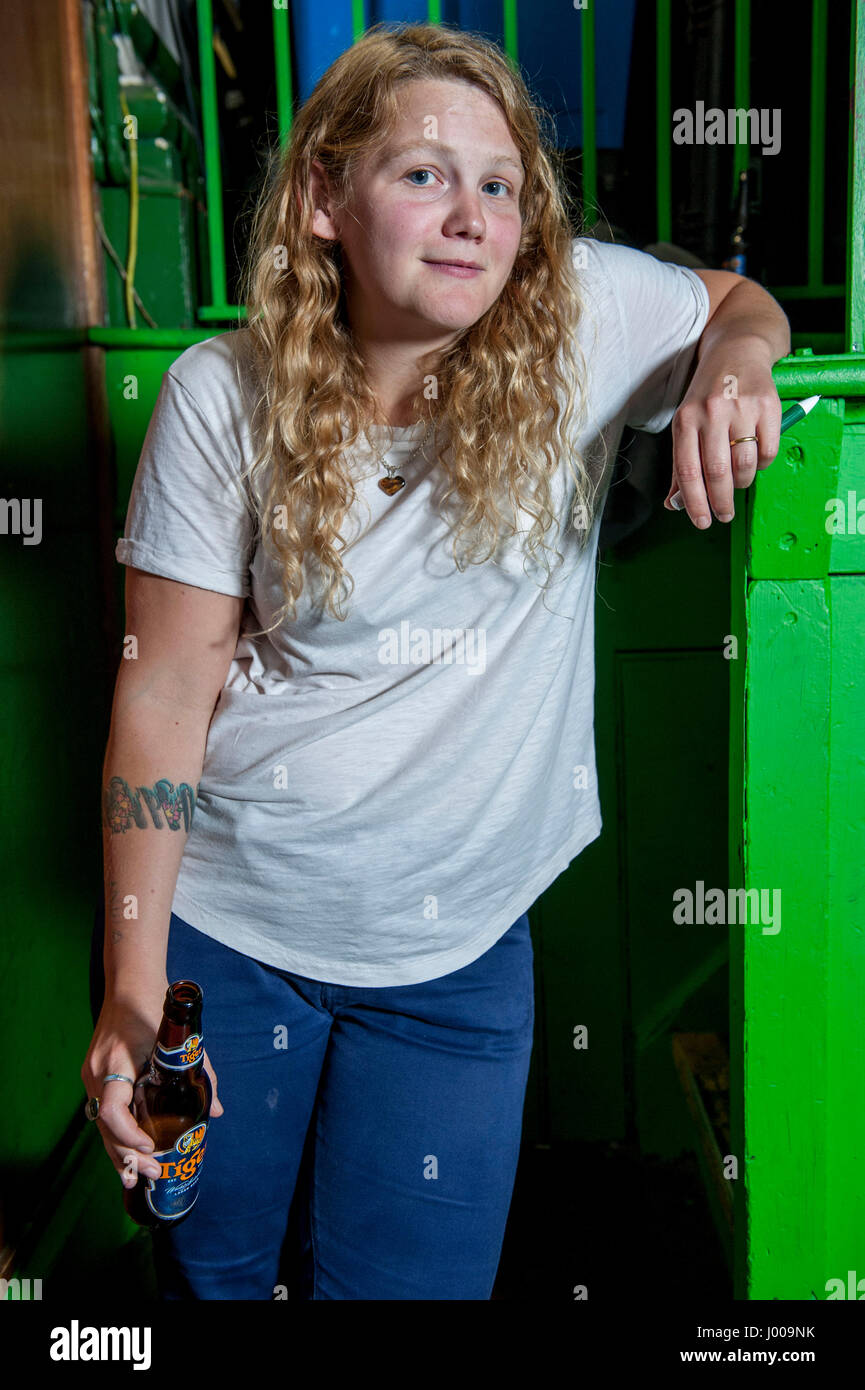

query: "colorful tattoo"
left=103, top=776, right=200, bottom=833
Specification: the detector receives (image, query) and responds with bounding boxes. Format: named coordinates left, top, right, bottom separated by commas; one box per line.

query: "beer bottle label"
left=722, top=251, right=746, bottom=276
left=155, top=1033, right=204, bottom=1070
left=144, top=1121, right=209, bottom=1221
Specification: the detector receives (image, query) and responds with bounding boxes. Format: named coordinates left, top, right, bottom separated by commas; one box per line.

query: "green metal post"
left=502, top=0, right=518, bottom=68
left=273, top=2, right=294, bottom=145
left=732, top=0, right=749, bottom=197
left=847, top=0, right=865, bottom=352
left=808, top=0, right=828, bottom=296
left=196, top=0, right=234, bottom=321
left=352, top=0, right=365, bottom=44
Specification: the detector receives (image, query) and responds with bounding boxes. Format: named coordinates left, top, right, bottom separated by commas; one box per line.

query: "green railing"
left=146, top=0, right=865, bottom=353
left=192, top=0, right=579, bottom=321
left=14, top=0, right=862, bottom=349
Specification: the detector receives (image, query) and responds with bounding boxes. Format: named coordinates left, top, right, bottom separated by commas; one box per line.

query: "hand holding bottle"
left=81, top=985, right=224, bottom=1198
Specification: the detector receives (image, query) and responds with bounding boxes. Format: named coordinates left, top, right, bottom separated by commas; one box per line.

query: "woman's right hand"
left=81, top=989, right=224, bottom=1189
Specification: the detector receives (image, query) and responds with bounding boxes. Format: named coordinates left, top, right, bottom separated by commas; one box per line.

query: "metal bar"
left=847, top=0, right=865, bottom=352
left=732, top=0, right=750, bottom=197
left=196, top=0, right=228, bottom=312
left=656, top=0, right=671, bottom=244
left=352, top=0, right=365, bottom=44
left=808, top=0, right=828, bottom=292
left=198, top=306, right=246, bottom=321
left=502, top=0, right=518, bottom=66
left=770, top=354, right=865, bottom=394
left=95, top=5, right=128, bottom=186
left=0, top=330, right=89, bottom=350
left=88, top=327, right=222, bottom=347
left=273, top=2, right=294, bottom=145
left=580, top=0, right=597, bottom=227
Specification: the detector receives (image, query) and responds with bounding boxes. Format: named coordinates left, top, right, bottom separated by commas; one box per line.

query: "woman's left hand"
left=664, top=344, right=782, bottom=528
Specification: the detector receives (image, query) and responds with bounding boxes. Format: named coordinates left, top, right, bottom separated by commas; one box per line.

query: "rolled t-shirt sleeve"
left=115, top=368, right=254, bottom=597
left=603, top=243, right=711, bottom=434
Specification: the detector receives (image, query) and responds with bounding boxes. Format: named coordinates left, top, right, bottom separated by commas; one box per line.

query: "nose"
left=441, top=188, right=486, bottom=240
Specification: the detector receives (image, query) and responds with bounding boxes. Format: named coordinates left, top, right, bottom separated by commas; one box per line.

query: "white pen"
left=669, top=395, right=822, bottom=513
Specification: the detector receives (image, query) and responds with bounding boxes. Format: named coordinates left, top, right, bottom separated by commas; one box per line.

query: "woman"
left=82, top=22, right=789, bottom=1301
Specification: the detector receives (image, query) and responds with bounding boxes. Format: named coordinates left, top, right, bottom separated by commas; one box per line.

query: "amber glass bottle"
left=722, top=168, right=749, bottom=276
left=124, top=980, right=212, bottom=1229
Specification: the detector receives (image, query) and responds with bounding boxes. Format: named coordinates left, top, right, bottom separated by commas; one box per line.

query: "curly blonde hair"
left=235, top=20, right=605, bottom=630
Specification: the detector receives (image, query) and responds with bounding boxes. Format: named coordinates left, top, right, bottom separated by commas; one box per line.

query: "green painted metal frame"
left=172, top=1, right=861, bottom=327
left=726, top=0, right=865, bottom=1300
left=847, top=0, right=865, bottom=352
left=732, top=0, right=749, bottom=195
left=195, top=0, right=230, bottom=321
left=729, top=385, right=864, bottom=1297
left=272, top=3, right=294, bottom=147
left=808, top=0, right=828, bottom=293
left=189, top=1, right=594, bottom=317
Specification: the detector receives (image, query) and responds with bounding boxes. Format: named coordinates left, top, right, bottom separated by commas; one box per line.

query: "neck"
left=363, top=343, right=435, bottom=427
left=344, top=288, right=453, bottom=427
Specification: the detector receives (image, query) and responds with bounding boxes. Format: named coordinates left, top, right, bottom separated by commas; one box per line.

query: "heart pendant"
left=378, top=474, right=405, bottom=496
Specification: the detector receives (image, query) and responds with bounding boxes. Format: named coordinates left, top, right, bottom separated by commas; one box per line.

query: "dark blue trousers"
left=93, top=907, right=536, bottom=1300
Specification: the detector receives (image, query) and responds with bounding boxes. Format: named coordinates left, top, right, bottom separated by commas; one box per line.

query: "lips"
left=422, top=260, right=485, bottom=278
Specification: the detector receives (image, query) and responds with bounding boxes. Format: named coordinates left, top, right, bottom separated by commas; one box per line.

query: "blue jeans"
left=150, top=909, right=535, bottom=1300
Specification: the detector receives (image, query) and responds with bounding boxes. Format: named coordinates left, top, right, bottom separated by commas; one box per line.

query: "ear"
left=308, top=159, right=339, bottom=242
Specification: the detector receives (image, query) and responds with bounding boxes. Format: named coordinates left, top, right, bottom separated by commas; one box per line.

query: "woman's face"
left=311, top=78, right=525, bottom=345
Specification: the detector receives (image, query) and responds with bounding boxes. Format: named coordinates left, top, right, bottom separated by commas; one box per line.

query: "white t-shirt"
left=116, top=237, right=710, bottom=985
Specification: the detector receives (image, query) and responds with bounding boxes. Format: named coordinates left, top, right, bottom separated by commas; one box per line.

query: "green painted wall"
left=0, top=348, right=109, bottom=1261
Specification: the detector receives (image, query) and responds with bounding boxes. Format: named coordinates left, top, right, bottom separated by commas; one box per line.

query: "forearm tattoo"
left=103, top=776, right=200, bottom=833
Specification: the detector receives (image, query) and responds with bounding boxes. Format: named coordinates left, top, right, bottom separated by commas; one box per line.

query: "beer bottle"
left=123, top=980, right=212, bottom=1229
left=722, top=168, right=749, bottom=276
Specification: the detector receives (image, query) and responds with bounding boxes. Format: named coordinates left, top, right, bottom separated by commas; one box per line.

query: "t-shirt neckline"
left=354, top=419, right=434, bottom=455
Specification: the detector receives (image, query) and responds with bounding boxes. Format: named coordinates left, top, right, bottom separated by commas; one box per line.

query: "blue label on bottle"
left=144, top=1121, right=208, bottom=1221
left=722, top=252, right=746, bottom=276
left=155, top=1033, right=203, bottom=1070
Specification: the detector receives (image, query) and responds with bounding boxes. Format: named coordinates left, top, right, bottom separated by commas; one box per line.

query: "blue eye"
left=404, top=169, right=512, bottom=196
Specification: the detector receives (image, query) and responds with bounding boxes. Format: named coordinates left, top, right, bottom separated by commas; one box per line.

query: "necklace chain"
left=374, top=419, right=435, bottom=496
